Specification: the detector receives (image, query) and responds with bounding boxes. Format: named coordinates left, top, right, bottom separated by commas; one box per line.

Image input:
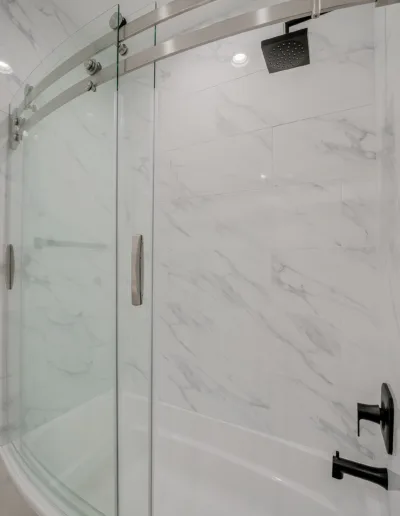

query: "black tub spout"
left=332, top=451, right=388, bottom=490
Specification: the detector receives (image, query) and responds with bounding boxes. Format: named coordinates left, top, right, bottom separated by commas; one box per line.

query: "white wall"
left=151, top=4, right=399, bottom=515
left=376, top=2, right=400, bottom=512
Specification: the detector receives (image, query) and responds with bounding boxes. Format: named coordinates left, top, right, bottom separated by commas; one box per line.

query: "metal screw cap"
left=86, top=81, right=97, bottom=92
left=109, top=12, right=126, bottom=30
left=84, top=59, right=95, bottom=71
left=84, top=59, right=102, bottom=76
left=84, top=59, right=102, bottom=75
left=118, top=43, right=128, bottom=56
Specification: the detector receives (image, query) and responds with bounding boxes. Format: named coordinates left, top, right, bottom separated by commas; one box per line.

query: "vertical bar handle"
left=131, top=235, right=143, bottom=306
left=5, top=244, right=15, bottom=291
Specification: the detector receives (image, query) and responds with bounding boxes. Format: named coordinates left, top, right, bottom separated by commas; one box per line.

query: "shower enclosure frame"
left=2, top=0, right=399, bottom=515
left=7, top=0, right=396, bottom=140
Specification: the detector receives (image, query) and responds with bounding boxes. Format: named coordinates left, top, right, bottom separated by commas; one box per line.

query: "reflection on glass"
left=7, top=6, right=119, bottom=516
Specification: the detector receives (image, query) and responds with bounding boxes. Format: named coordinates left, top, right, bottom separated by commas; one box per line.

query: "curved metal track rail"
left=21, top=0, right=392, bottom=132
left=20, top=0, right=219, bottom=114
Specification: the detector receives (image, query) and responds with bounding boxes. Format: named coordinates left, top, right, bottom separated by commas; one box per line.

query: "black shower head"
left=261, top=28, right=310, bottom=74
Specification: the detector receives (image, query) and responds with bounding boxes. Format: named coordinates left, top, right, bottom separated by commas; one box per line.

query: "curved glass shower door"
left=7, top=6, right=120, bottom=516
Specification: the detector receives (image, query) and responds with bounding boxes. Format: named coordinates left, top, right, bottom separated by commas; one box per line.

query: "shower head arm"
left=284, top=12, right=329, bottom=33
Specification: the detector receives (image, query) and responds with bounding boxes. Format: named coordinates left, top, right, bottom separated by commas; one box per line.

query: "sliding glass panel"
left=116, top=3, right=156, bottom=516
left=7, top=6, right=120, bottom=516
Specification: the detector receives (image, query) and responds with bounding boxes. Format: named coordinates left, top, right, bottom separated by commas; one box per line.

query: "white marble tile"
left=157, top=86, right=219, bottom=151
left=152, top=6, right=392, bottom=516
left=375, top=6, right=400, bottom=516
left=157, top=128, right=273, bottom=200
left=155, top=24, right=282, bottom=95
left=216, top=49, right=374, bottom=135
left=342, top=178, right=379, bottom=246
left=156, top=4, right=374, bottom=95
left=158, top=47, right=374, bottom=152
left=298, top=5, right=374, bottom=62
left=154, top=242, right=385, bottom=454
left=156, top=181, right=374, bottom=254
left=0, top=0, right=76, bottom=110
left=273, top=105, right=377, bottom=182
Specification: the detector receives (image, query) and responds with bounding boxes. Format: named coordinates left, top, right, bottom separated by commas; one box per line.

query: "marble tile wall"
left=375, top=2, right=400, bottom=510
left=152, top=4, right=393, bottom=514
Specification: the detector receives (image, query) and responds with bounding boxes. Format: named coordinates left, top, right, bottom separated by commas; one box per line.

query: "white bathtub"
left=1, top=394, right=374, bottom=516
left=153, top=402, right=338, bottom=516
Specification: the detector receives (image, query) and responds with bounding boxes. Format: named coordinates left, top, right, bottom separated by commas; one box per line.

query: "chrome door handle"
left=5, top=244, right=15, bottom=291
left=131, top=235, right=143, bottom=306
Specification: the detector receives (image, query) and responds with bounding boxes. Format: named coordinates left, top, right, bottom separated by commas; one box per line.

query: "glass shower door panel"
left=116, top=4, right=155, bottom=516
left=12, top=7, right=120, bottom=516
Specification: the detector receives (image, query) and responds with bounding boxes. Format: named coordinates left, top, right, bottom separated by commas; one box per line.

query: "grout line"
left=271, top=103, right=374, bottom=131
left=157, top=45, right=373, bottom=98
left=157, top=178, right=344, bottom=204
left=159, top=102, right=374, bottom=154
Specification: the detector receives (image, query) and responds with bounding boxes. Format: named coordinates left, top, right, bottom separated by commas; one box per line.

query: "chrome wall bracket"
left=9, top=111, right=24, bottom=150
left=109, top=12, right=129, bottom=55
left=24, top=84, right=37, bottom=113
